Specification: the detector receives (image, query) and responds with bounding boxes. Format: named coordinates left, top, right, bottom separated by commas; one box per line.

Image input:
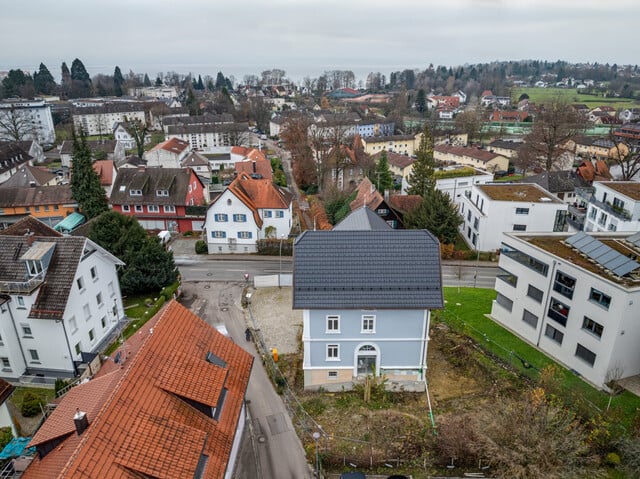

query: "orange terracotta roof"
left=235, top=158, right=273, bottom=180
left=349, top=177, right=383, bottom=211
left=224, top=173, right=292, bottom=228
left=150, top=137, right=190, bottom=155
left=22, top=301, right=253, bottom=479
left=388, top=194, right=422, bottom=213
left=91, top=160, right=114, bottom=186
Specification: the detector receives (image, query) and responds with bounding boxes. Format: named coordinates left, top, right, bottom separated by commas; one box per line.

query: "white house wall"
left=460, top=189, right=567, bottom=251
left=205, top=190, right=261, bottom=254
left=491, top=233, right=640, bottom=387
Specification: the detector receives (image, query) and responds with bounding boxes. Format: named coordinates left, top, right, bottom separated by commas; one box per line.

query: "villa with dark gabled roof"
left=0, top=217, right=125, bottom=381
left=293, top=207, right=443, bottom=390
left=110, top=165, right=206, bottom=232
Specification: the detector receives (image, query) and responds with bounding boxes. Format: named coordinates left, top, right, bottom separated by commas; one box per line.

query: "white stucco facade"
left=491, top=232, right=640, bottom=388
left=459, top=183, right=568, bottom=251
left=0, top=240, right=124, bottom=380
left=584, top=181, right=640, bottom=233
left=0, top=100, right=56, bottom=145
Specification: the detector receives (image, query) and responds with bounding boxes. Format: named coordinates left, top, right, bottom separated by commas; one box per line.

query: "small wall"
left=254, top=274, right=292, bottom=288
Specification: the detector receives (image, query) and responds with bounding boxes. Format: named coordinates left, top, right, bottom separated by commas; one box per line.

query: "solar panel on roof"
left=565, top=232, right=640, bottom=277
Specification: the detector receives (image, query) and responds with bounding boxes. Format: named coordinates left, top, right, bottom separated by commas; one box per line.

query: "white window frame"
left=122, top=204, right=130, bottom=212
left=326, top=344, right=340, bottom=361
left=134, top=205, right=143, bottom=213
left=275, top=210, right=284, bottom=218
left=326, top=315, right=340, bottom=333
left=21, top=324, right=33, bottom=338
left=327, top=371, right=339, bottom=380
left=90, top=266, right=97, bottom=281
left=163, top=205, right=176, bottom=213
left=148, top=204, right=159, bottom=213
left=361, top=314, right=376, bottom=333
left=28, top=349, right=40, bottom=362
left=233, top=214, right=247, bottom=223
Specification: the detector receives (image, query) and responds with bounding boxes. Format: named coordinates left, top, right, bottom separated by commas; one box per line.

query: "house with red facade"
left=110, top=166, right=206, bottom=232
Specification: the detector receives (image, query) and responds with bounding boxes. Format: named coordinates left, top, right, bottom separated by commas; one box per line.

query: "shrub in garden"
left=21, top=392, right=43, bottom=417
left=195, top=240, right=208, bottom=254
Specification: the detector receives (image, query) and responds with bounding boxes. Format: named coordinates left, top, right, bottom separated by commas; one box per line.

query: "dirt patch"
left=247, top=287, right=302, bottom=354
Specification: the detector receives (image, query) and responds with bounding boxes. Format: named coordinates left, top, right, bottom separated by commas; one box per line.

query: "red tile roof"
left=235, top=158, right=273, bottom=180
left=23, top=301, right=253, bottom=479
left=150, top=138, right=190, bottom=155
left=223, top=173, right=292, bottom=228
left=349, top=177, right=383, bottom=211
left=91, top=160, right=114, bottom=186
left=388, top=194, right=422, bottom=213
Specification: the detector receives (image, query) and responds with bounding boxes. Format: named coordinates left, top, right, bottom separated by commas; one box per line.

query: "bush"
left=195, top=240, right=208, bottom=254
left=54, top=378, right=71, bottom=396
left=21, top=392, right=43, bottom=417
left=604, top=452, right=621, bottom=467
left=183, top=230, right=195, bottom=237
left=0, top=427, right=12, bottom=450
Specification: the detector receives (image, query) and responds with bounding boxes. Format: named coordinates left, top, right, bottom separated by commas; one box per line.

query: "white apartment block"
left=459, top=183, right=568, bottom=251
left=584, top=181, right=640, bottom=233
left=432, top=166, right=494, bottom=208
left=72, top=103, right=146, bottom=136
left=0, top=100, right=56, bottom=145
left=0, top=227, right=125, bottom=380
left=492, top=231, right=640, bottom=388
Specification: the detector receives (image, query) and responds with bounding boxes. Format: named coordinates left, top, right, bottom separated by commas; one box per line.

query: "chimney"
left=74, top=409, right=89, bottom=435
left=252, top=161, right=257, bottom=173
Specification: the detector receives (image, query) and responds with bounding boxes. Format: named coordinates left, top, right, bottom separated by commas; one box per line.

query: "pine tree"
left=406, top=126, right=436, bottom=197
left=155, top=76, right=162, bottom=87
left=370, top=151, right=394, bottom=192
left=113, top=66, right=125, bottom=96
left=215, top=72, right=226, bottom=90
left=196, top=75, right=204, bottom=90
left=416, top=88, right=426, bottom=113
left=186, top=87, right=200, bottom=115
left=33, top=63, right=56, bottom=95
left=143, top=73, right=152, bottom=87
left=404, top=189, right=462, bottom=244
left=70, top=58, right=92, bottom=97
left=60, top=62, right=71, bottom=97
left=70, top=132, right=108, bottom=219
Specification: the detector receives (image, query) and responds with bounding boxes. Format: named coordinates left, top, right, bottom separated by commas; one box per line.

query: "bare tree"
left=309, top=122, right=350, bottom=192
left=608, top=133, right=640, bottom=180
left=0, top=106, right=37, bottom=142
left=123, top=117, right=149, bottom=158
left=520, top=97, right=586, bottom=171
left=604, top=362, right=625, bottom=411
left=454, top=108, right=486, bottom=144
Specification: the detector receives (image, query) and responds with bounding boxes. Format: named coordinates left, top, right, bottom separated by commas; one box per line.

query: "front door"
left=357, top=355, right=376, bottom=376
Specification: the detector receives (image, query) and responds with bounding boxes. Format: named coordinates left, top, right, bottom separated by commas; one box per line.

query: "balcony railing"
left=591, top=197, right=633, bottom=221
left=0, top=272, right=45, bottom=294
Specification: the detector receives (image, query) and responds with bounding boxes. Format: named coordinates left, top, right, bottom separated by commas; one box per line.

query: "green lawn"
left=440, top=287, right=640, bottom=426
left=10, top=386, right=56, bottom=409
left=512, top=87, right=639, bottom=110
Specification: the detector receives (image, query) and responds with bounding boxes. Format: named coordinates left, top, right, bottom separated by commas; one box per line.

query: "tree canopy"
left=33, top=63, right=56, bottom=95
left=404, top=188, right=462, bottom=244
left=370, top=151, right=394, bottom=192
left=87, top=211, right=178, bottom=295
left=113, top=66, right=125, bottom=96
left=70, top=132, right=109, bottom=219
left=406, top=126, right=436, bottom=197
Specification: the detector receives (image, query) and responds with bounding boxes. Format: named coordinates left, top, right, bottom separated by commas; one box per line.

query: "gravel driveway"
left=246, top=286, right=302, bottom=354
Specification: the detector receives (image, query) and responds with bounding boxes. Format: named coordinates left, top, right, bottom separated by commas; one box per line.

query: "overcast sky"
left=2, top=0, right=639, bottom=83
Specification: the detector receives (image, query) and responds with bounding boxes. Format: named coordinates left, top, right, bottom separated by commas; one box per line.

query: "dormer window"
left=26, top=260, right=44, bottom=277
left=156, top=190, right=169, bottom=197
left=130, top=189, right=142, bottom=196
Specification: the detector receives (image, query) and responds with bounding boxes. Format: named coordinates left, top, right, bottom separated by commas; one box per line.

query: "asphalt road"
left=176, top=256, right=498, bottom=289
left=182, top=281, right=313, bottom=479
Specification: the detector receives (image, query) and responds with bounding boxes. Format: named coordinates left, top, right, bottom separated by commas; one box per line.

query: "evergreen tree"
left=186, top=87, right=200, bottom=115
left=61, top=62, right=71, bottom=97
left=143, top=73, right=152, bottom=87
left=404, top=189, right=462, bottom=244
left=33, top=63, right=56, bottom=95
left=416, top=88, right=426, bottom=113
left=370, top=151, right=394, bottom=192
left=215, top=71, right=226, bottom=90
left=196, top=75, right=204, bottom=90
left=1, top=70, right=33, bottom=98
left=70, top=58, right=92, bottom=97
left=113, top=66, right=125, bottom=96
left=70, top=132, right=108, bottom=219
left=87, top=211, right=178, bottom=295
left=406, top=126, right=436, bottom=197
left=155, top=76, right=162, bottom=87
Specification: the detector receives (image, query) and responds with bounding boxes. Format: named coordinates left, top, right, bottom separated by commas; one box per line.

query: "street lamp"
left=278, top=234, right=285, bottom=288
left=312, top=431, right=321, bottom=477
